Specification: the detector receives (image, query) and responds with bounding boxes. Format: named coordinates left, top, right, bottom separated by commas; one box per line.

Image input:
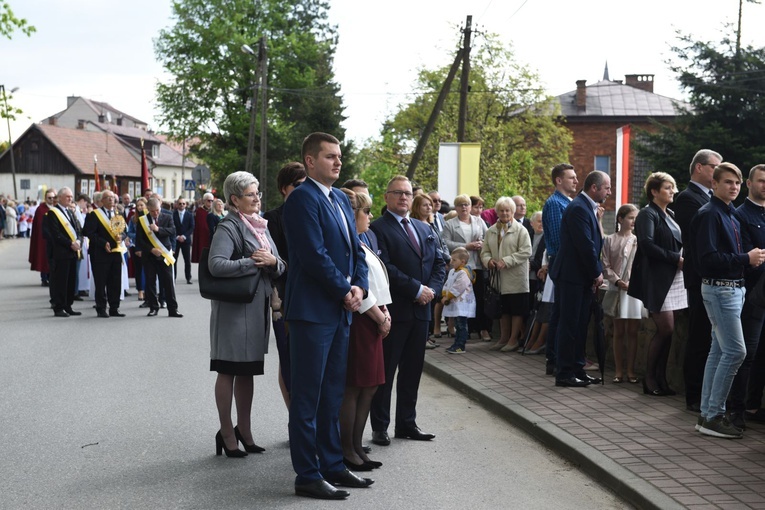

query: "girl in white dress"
left=602, top=204, right=644, bottom=384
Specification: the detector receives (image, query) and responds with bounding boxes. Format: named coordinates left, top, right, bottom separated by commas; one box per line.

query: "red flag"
left=94, top=155, right=101, bottom=192
left=112, top=173, right=119, bottom=194
left=141, top=139, right=150, bottom=193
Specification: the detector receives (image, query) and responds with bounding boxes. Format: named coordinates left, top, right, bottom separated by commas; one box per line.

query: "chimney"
left=77, top=119, right=85, bottom=129
left=576, top=80, right=587, bottom=110
left=47, top=117, right=56, bottom=126
left=625, top=74, right=654, bottom=93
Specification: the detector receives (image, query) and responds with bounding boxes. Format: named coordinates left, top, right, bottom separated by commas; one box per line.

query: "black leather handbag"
left=198, top=245, right=259, bottom=303
left=483, top=268, right=503, bottom=319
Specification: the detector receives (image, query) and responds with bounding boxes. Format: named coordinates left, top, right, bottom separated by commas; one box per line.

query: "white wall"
left=0, top=174, right=75, bottom=202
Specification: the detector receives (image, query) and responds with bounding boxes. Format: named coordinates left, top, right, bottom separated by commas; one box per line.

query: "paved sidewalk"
left=424, top=339, right=765, bottom=510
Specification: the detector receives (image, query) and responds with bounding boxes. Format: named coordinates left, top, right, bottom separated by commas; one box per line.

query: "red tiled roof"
left=37, top=124, right=142, bottom=177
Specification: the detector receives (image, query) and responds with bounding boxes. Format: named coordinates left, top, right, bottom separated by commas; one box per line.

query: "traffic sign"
left=184, top=179, right=196, bottom=191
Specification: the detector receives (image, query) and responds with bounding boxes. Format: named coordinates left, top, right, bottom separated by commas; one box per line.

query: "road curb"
left=423, top=356, right=684, bottom=510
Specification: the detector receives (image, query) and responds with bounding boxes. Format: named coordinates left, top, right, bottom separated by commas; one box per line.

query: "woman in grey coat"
left=209, top=171, right=285, bottom=457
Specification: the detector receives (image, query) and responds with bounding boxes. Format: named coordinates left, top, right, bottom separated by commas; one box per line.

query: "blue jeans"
left=454, top=316, right=468, bottom=349
left=700, top=284, right=747, bottom=420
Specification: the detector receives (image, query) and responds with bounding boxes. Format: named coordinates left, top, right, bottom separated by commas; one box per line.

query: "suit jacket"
left=670, top=182, right=709, bottom=289
left=136, top=212, right=176, bottom=260
left=550, top=193, right=603, bottom=286
left=370, top=211, right=446, bottom=322
left=83, top=208, right=124, bottom=262
left=283, top=179, right=368, bottom=325
left=43, top=205, right=81, bottom=260
left=628, top=201, right=682, bottom=312
left=173, top=209, right=195, bottom=244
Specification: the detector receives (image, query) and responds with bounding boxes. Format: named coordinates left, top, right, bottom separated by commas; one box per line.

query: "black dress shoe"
left=64, top=309, right=82, bottom=316
left=187, top=279, right=192, bottom=284
left=54, top=310, right=69, bottom=318
left=109, top=310, right=126, bottom=317
left=96, top=309, right=109, bottom=318
left=362, top=444, right=372, bottom=453
left=394, top=426, right=435, bottom=441
left=168, top=310, right=184, bottom=318
left=555, top=376, right=590, bottom=387
left=72, top=295, right=83, bottom=301
left=147, top=309, right=159, bottom=317
left=371, top=430, right=390, bottom=446
left=545, top=362, right=555, bottom=376
left=295, top=479, right=349, bottom=500
left=343, top=457, right=374, bottom=471
left=324, top=468, right=374, bottom=488
left=138, top=302, right=150, bottom=308
left=579, top=374, right=602, bottom=385
left=686, top=402, right=701, bottom=412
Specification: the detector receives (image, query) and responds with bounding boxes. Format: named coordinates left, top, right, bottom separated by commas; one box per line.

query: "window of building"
left=152, top=144, right=160, bottom=158
left=594, top=155, right=611, bottom=172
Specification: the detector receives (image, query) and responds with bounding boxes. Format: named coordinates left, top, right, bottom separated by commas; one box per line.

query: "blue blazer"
left=550, top=193, right=603, bottom=286
left=283, top=179, right=368, bottom=325
left=173, top=209, right=195, bottom=243
left=370, top=211, right=446, bottom=322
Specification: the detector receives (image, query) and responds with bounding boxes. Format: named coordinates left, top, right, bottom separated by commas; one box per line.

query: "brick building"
left=555, top=69, right=690, bottom=214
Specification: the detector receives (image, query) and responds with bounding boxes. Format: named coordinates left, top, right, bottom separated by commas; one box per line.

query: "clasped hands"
left=344, top=286, right=364, bottom=312
left=250, top=248, right=276, bottom=268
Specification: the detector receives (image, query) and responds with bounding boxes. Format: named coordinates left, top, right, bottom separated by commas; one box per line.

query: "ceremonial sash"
left=139, top=215, right=176, bottom=266
left=94, top=209, right=127, bottom=253
left=48, top=207, right=82, bottom=259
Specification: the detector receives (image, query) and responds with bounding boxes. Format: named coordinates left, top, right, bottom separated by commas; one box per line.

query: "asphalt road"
left=0, top=238, right=629, bottom=509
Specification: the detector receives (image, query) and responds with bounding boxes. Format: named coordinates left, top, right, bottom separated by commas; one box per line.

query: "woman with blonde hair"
left=443, top=194, right=490, bottom=340
left=480, top=196, right=532, bottom=352
left=629, top=172, right=686, bottom=396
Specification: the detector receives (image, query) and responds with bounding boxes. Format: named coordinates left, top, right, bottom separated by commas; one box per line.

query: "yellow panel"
left=458, top=143, right=481, bottom=196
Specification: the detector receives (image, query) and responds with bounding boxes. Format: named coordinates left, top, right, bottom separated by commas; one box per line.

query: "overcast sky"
left=4, top=0, right=765, bottom=147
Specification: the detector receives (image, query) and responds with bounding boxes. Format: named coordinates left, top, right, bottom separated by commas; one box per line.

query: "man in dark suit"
left=43, top=187, right=83, bottom=317
left=550, top=171, right=611, bottom=387
left=283, top=132, right=371, bottom=500
left=672, top=149, right=722, bottom=411
left=83, top=190, right=125, bottom=318
left=172, top=197, right=195, bottom=284
left=513, top=195, right=535, bottom=240
left=369, top=176, right=446, bottom=445
left=137, top=197, right=182, bottom=318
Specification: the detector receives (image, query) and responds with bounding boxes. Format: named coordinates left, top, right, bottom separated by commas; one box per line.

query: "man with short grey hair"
left=674, top=148, right=723, bottom=412
left=44, top=187, right=82, bottom=317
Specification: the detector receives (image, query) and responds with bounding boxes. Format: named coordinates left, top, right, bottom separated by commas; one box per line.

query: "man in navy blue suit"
left=369, top=176, right=446, bottom=445
left=283, top=132, right=371, bottom=500
left=550, top=170, right=611, bottom=387
left=172, top=197, right=195, bottom=284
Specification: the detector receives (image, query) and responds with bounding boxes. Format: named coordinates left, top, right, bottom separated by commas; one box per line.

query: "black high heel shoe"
left=234, top=426, right=265, bottom=453
left=642, top=381, right=667, bottom=397
left=659, top=383, right=677, bottom=396
left=343, top=457, right=374, bottom=471
left=216, top=430, right=247, bottom=457
left=365, top=459, right=383, bottom=468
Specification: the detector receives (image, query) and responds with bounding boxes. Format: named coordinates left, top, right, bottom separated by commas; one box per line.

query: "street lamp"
left=0, top=85, right=19, bottom=200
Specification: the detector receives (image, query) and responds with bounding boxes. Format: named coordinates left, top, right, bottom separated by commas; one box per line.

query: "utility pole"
left=258, top=37, right=268, bottom=205
left=457, top=15, right=472, bottom=142
left=406, top=48, right=465, bottom=180
left=242, top=43, right=260, bottom=178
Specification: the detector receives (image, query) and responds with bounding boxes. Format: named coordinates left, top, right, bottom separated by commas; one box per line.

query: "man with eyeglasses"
left=30, top=188, right=56, bottom=287
left=191, top=192, right=215, bottom=264
left=674, top=149, right=722, bottom=412
left=173, top=197, right=195, bottom=284
left=369, top=176, right=446, bottom=447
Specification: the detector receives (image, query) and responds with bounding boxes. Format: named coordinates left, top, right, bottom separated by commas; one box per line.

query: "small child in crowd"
left=442, top=247, right=476, bottom=354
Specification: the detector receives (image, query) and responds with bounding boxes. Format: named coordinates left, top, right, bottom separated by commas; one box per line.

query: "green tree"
left=0, top=1, right=35, bottom=39
left=358, top=33, right=572, bottom=211
left=154, top=0, right=349, bottom=209
left=636, top=32, right=765, bottom=189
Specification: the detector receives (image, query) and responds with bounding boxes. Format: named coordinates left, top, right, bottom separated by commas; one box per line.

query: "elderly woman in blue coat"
left=209, top=171, right=285, bottom=457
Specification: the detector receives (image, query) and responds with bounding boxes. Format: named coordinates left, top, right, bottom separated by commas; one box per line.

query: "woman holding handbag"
left=443, top=194, right=490, bottom=341
left=208, top=171, right=285, bottom=457
left=602, top=204, right=643, bottom=384
left=480, top=197, right=532, bottom=352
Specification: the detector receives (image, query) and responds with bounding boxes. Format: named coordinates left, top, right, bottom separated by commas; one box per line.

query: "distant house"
left=554, top=69, right=691, bottom=211
left=0, top=123, right=142, bottom=201
left=0, top=96, right=196, bottom=201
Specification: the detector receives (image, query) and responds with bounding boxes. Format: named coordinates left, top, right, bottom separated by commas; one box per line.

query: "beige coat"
left=480, top=220, right=532, bottom=294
